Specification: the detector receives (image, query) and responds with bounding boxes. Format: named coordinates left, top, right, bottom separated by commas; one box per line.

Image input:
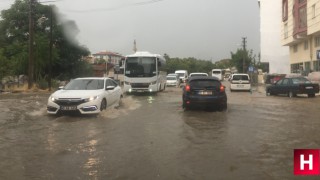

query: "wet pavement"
left=1, top=82, right=320, bottom=179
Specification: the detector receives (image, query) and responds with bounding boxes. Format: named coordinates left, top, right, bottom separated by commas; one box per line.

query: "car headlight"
left=50, top=96, right=56, bottom=102
left=124, top=81, right=131, bottom=85
left=84, top=96, right=99, bottom=102
left=150, top=81, right=157, bottom=85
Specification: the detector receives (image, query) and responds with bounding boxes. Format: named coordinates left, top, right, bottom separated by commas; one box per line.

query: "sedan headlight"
left=150, top=81, right=157, bottom=85
left=84, top=96, right=99, bottom=102
left=49, top=96, right=56, bottom=102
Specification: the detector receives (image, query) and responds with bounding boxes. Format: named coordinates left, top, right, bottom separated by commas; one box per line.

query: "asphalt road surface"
left=1, top=82, right=320, bottom=179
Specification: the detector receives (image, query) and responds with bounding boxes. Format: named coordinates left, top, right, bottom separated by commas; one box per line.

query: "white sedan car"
left=47, top=77, right=123, bottom=115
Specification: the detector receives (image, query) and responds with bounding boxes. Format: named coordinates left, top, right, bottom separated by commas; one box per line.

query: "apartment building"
left=259, top=0, right=290, bottom=74
left=92, top=51, right=124, bottom=65
left=282, top=0, right=320, bottom=74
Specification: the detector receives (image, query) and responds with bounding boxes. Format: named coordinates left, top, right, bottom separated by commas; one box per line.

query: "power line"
left=63, top=0, right=165, bottom=13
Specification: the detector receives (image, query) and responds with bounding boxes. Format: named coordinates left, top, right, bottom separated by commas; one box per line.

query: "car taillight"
left=185, top=85, right=191, bottom=92
left=220, top=85, right=225, bottom=92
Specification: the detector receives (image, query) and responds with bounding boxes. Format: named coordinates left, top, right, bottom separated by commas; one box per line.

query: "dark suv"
left=182, top=76, right=227, bottom=111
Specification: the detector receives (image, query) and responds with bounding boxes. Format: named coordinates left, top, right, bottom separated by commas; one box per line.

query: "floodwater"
left=1, top=82, right=320, bottom=179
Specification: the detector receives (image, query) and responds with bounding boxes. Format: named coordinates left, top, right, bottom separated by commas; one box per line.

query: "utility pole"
left=242, top=37, right=247, bottom=73
left=48, top=5, right=53, bottom=91
left=133, top=39, right=137, bottom=53
left=28, top=0, right=35, bottom=89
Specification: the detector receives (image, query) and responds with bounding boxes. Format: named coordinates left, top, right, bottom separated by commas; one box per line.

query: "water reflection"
left=147, top=96, right=155, bottom=104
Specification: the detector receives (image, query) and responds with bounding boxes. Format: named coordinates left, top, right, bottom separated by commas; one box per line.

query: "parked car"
left=189, top=72, right=209, bottom=77
left=266, top=77, right=319, bottom=98
left=182, top=76, right=227, bottom=111
left=47, top=77, right=123, bottom=115
left=230, top=73, right=251, bottom=92
left=166, top=75, right=180, bottom=87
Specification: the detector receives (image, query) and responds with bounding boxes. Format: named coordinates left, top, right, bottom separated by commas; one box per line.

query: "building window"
left=305, top=62, right=310, bottom=72
left=304, top=40, right=308, bottom=50
left=315, top=36, right=320, bottom=47
left=284, top=23, right=288, bottom=38
left=299, top=5, right=307, bottom=28
left=293, top=0, right=307, bottom=36
left=282, top=0, right=288, bottom=21
left=312, top=4, right=316, bottom=19
left=293, top=44, right=298, bottom=52
left=313, top=61, right=319, bottom=71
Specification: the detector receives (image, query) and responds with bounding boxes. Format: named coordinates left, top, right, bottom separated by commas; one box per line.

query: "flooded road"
left=1, top=82, right=320, bottom=179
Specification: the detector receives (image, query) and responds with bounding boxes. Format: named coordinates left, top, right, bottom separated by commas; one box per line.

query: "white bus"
left=123, top=51, right=166, bottom=93
left=211, top=69, right=224, bottom=81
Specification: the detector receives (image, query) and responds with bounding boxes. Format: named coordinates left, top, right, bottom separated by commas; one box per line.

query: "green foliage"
left=214, top=59, right=232, bottom=69
left=37, top=75, right=48, bottom=90
left=0, top=0, right=91, bottom=84
left=230, top=49, right=255, bottom=73
left=0, top=48, right=14, bottom=80
left=165, top=55, right=215, bottom=74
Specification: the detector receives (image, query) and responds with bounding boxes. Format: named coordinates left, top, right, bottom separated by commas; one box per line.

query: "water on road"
left=1, top=84, right=320, bottom=179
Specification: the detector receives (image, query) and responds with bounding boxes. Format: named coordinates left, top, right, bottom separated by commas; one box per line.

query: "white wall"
left=259, top=0, right=290, bottom=74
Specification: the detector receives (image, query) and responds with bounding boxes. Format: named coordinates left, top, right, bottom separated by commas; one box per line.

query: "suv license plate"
left=199, top=91, right=212, bottom=95
left=61, top=106, right=77, bottom=110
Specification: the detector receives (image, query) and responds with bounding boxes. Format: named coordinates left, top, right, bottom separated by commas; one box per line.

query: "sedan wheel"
left=100, top=99, right=107, bottom=111
left=308, top=93, right=315, bottom=98
left=288, top=91, right=294, bottom=98
left=266, top=89, right=271, bottom=96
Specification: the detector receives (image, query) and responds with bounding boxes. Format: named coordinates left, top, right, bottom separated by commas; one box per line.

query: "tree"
left=230, top=48, right=255, bottom=73
left=214, top=59, right=232, bottom=69
left=0, top=0, right=91, bottom=87
left=164, top=54, right=215, bottom=74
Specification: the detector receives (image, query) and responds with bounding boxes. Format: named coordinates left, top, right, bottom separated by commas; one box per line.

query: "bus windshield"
left=125, top=57, right=156, bottom=77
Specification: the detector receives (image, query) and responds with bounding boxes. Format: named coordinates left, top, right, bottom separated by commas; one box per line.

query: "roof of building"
left=92, top=51, right=123, bottom=57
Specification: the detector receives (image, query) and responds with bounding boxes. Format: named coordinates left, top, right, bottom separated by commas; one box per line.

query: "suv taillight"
left=220, top=85, right=225, bottom=92
left=185, top=85, right=191, bottom=92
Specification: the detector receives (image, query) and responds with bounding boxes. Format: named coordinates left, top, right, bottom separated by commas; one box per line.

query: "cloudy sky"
left=0, top=0, right=260, bottom=61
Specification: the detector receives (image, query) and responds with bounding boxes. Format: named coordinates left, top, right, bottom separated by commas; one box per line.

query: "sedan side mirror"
left=106, top=86, right=115, bottom=90
left=58, top=86, right=64, bottom=90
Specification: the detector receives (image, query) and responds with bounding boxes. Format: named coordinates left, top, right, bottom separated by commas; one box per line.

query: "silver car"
left=166, top=75, right=180, bottom=87
left=47, top=77, right=123, bottom=115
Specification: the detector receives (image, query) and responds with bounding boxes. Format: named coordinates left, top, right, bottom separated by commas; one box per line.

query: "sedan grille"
left=54, top=98, right=85, bottom=106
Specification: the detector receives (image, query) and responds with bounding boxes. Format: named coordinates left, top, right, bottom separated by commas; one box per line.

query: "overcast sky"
left=0, top=0, right=260, bottom=61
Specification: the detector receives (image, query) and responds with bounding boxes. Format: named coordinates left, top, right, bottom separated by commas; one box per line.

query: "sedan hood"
left=51, top=89, right=103, bottom=99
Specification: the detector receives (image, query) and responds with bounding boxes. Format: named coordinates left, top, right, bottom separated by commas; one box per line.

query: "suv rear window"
left=212, top=71, right=221, bottom=74
left=189, top=80, right=220, bottom=88
left=232, top=75, right=249, bottom=81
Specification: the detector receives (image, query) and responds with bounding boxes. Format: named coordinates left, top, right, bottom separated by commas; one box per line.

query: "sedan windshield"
left=167, top=76, right=177, bottom=80
left=64, top=79, right=104, bottom=90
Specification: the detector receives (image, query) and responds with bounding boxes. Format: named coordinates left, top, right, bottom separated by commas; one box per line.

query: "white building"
left=259, top=0, right=290, bottom=74
left=281, top=0, right=320, bottom=74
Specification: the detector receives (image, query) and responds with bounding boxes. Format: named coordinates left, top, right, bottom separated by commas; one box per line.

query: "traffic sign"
left=248, top=66, right=254, bottom=72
